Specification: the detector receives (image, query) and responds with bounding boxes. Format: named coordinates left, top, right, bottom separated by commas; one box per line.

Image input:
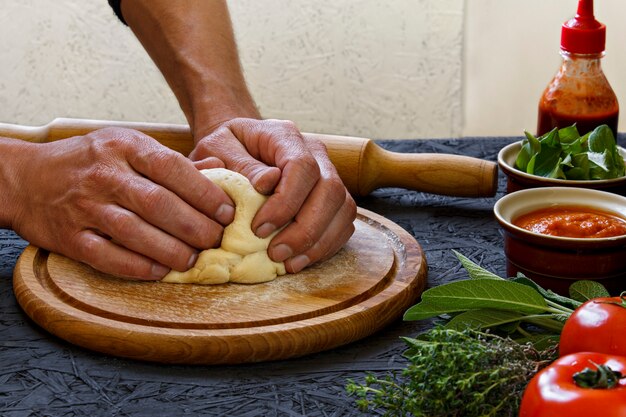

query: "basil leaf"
left=569, top=280, right=610, bottom=302
left=588, top=124, right=616, bottom=152
left=564, top=153, right=590, bottom=180
left=547, top=157, right=566, bottom=179
left=561, top=136, right=586, bottom=156
left=515, top=123, right=624, bottom=180
left=515, top=132, right=540, bottom=171
left=588, top=125, right=625, bottom=179
left=558, top=124, right=580, bottom=143
left=589, top=150, right=615, bottom=179
left=532, top=143, right=562, bottom=177
left=540, top=128, right=560, bottom=147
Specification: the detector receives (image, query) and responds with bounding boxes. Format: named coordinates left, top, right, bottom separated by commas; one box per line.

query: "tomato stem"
left=573, top=361, right=624, bottom=389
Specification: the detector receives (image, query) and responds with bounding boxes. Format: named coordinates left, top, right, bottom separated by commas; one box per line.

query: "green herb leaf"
left=589, top=149, right=615, bottom=179
left=515, top=124, right=625, bottom=180
left=513, top=276, right=582, bottom=310
left=533, top=137, right=563, bottom=177
left=347, top=327, right=558, bottom=417
left=445, top=309, right=524, bottom=332
left=452, top=250, right=503, bottom=280
left=569, top=280, right=610, bottom=302
left=564, top=152, right=590, bottom=180
left=403, top=280, right=548, bottom=321
left=516, top=131, right=542, bottom=171
left=558, top=124, right=581, bottom=143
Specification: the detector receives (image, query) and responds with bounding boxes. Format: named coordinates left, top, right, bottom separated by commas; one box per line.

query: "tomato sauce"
left=513, top=206, right=626, bottom=238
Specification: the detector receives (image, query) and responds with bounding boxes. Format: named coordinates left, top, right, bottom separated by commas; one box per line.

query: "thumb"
left=191, top=127, right=282, bottom=195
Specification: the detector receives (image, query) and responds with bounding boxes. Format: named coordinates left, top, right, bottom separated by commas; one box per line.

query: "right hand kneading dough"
left=162, top=168, right=286, bottom=285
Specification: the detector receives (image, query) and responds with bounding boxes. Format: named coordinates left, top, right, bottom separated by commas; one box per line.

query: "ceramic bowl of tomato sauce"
left=498, top=142, right=626, bottom=196
left=494, top=187, right=626, bottom=295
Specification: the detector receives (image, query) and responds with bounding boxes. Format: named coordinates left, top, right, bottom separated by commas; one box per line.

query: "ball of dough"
left=162, top=168, right=286, bottom=285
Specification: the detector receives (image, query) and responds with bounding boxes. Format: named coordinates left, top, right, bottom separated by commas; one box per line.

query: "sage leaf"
left=445, top=309, right=524, bottom=331
left=569, top=280, right=610, bottom=302
left=513, top=276, right=582, bottom=310
left=452, top=250, right=502, bottom=280
left=403, top=280, right=548, bottom=321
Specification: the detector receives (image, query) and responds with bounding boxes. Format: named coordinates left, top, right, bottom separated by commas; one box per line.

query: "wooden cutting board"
left=13, top=208, right=427, bottom=365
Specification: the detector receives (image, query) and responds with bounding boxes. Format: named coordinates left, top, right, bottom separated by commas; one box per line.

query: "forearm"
left=121, top=0, right=260, bottom=142
left=0, top=138, right=31, bottom=229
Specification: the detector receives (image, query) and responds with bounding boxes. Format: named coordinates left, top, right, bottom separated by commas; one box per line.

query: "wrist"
left=188, top=82, right=261, bottom=141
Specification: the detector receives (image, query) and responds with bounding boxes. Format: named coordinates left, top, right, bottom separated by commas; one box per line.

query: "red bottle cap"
left=561, top=0, right=606, bottom=54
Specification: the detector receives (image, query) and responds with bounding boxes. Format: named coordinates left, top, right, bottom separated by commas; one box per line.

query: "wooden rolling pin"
left=0, top=118, right=497, bottom=197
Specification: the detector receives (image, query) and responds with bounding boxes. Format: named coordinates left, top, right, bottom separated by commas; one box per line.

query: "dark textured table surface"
left=1, top=136, right=621, bottom=417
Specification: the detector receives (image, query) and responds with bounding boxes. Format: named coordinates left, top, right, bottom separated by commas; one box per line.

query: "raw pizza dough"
left=162, top=168, right=286, bottom=285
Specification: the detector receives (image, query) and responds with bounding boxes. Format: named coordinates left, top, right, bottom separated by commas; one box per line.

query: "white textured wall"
left=0, top=0, right=464, bottom=139
left=2, top=1, right=623, bottom=139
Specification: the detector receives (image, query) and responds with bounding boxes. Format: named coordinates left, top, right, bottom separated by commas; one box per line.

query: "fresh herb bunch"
left=403, top=250, right=610, bottom=344
left=346, top=327, right=557, bottom=417
left=346, top=251, right=613, bottom=416
left=515, top=124, right=625, bottom=180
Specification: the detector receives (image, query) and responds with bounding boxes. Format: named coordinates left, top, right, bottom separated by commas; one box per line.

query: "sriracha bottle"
left=537, top=0, right=619, bottom=137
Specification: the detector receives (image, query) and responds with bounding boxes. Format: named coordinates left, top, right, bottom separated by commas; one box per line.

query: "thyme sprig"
left=346, top=327, right=557, bottom=417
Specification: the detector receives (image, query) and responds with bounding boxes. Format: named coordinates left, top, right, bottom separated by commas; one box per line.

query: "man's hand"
left=190, top=118, right=357, bottom=273
left=6, top=128, right=234, bottom=280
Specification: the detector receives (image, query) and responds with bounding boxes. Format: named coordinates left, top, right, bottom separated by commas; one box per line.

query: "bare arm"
left=121, top=0, right=258, bottom=139
left=119, top=0, right=356, bottom=272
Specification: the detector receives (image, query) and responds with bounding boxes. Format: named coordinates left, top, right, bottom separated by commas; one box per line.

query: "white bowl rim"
left=493, top=186, right=626, bottom=243
left=497, top=141, right=626, bottom=185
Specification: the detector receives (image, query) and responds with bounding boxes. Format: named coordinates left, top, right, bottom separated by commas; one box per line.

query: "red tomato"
left=519, top=352, right=626, bottom=417
left=559, top=296, right=626, bottom=357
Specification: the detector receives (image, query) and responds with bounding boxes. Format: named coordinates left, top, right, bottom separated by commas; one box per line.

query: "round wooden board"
left=13, top=207, right=427, bottom=365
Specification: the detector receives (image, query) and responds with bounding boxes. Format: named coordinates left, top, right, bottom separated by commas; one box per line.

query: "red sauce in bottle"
left=537, top=104, right=619, bottom=137
left=536, top=0, right=619, bottom=137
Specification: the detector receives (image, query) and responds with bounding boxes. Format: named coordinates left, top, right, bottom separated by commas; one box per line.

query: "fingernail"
left=215, top=204, right=235, bottom=225
left=187, top=252, right=199, bottom=270
left=256, top=222, right=277, bottom=238
left=151, top=263, right=170, bottom=279
left=271, top=243, right=293, bottom=261
left=289, top=255, right=310, bottom=273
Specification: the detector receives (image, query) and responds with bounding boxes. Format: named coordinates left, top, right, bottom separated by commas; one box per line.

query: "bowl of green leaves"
left=498, top=124, right=626, bottom=196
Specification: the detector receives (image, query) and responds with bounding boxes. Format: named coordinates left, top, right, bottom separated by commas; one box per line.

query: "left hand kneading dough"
left=162, top=168, right=286, bottom=284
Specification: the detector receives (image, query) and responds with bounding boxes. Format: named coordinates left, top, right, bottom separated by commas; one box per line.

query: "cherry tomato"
left=519, top=352, right=626, bottom=417
left=559, top=296, right=626, bottom=357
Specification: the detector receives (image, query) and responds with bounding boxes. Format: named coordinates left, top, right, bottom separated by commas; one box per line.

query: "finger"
left=94, top=204, right=204, bottom=272
left=282, top=199, right=356, bottom=273
left=126, top=141, right=235, bottom=226
left=114, top=176, right=226, bottom=250
left=191, top=128, right=282, bottom=195
left=252, top=138, right=324, bottom=237
left=193, top=157, right=225, bottom=170
left=71, top=230, right=171, bottom=280
left=269, top=188, right=356, bottom=268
